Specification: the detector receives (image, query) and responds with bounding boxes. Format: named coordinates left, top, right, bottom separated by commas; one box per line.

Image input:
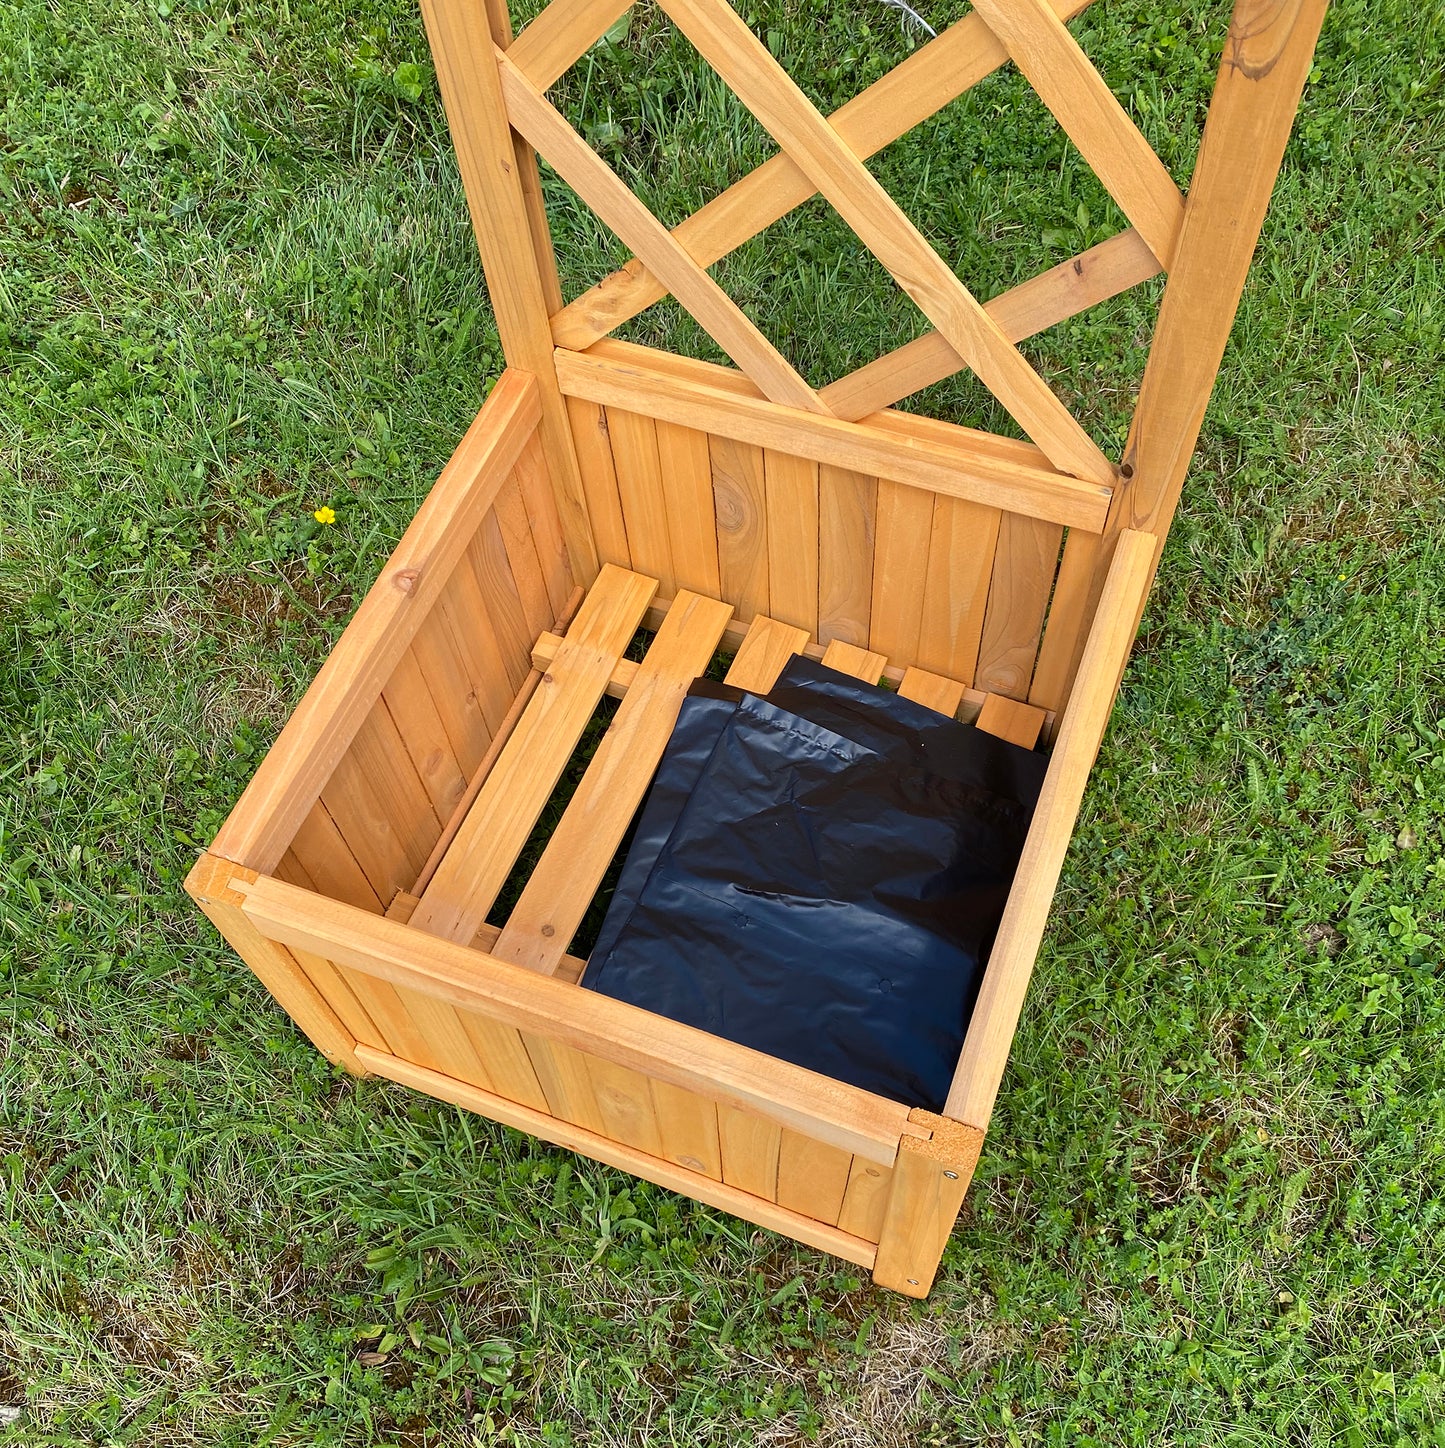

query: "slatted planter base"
left=186, top=0, right=1326, bottom=1295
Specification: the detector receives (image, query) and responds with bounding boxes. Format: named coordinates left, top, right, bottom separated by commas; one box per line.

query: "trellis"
left=188, top=0, right=1327, bottom=1294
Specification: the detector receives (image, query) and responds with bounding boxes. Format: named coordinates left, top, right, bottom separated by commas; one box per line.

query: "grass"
left=1, top=0, right=1443, bottom=1439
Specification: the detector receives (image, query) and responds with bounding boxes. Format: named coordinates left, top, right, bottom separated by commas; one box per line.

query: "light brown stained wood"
left=872, top=1113, right=983, bottom=1296
left=185, top=854, right=363, bottom=1072
left=406, top=601, right=495, bottom=779
left=430, top=528, right=517, bottom=733
left=970, top=0, right=1184, bottom=266
left=948, top=529, right=1156, bottom=1127
left=650, top=1079, right=723, bottom=1180
left=557, top=343, right=1115, bottom=533
left=1028, top=527, right=1100, bottom=717
left=718, top=1106, right=783, bottom=1201
left=819, top=639, right=886, bottom=683
left=381, top=647, right=468, bottom=820
left=585, top=1055, right=666, bottom=1156
left=390, top=981, right=499, bottom=1088
left=776, top=1132, right=855, bottom=1225
left=274, top=851, right=315, bottom=890
left=417, top=0, right=597, bottom=582
left=506, top=0, right=633, bottom=89
left=836, top=1155, right=893, bottom=1242
left=320, top=705, right=441, bottom=905
left=491, top=472, right=555, bottom=642
left=496, top=49, right=827, bottom=417
left=897, top=667, right=966, bottom=720
left=357, top=1046, right=878, bottom=1267
left=820, top=229, right=1161, bottom=421
left=917, top=496, right=1002, bottom=686
left=467, top=514, right=535, bottom=693
left=763, top=450, right=821, bottom=636
left=710, top=435, right=770, bottom=623
left=412, top=565, right=658, bottom=944
left=209, top=373, right=538, bottom=874
left=868, top=479, right=934, bottom=665
left=650, top=0, right=1114, bottom=485
left=243, top=873, right=912, bottom=1163
left=975, top=694, right=1047, bottom=750
left=816, top=464, right=876, bottom=647
left=286, top=802, right=386, bottom=913
left=493, top=591, right=734, bottom=974
left=974, top=513, right=1065, bottom=700
left=725, top=615, right=811, bottom=693
left=564, top=396, right=632, bottom=569
left=456, top=1004, right=553, bottom=1111
left=549, top=0, right=1102, bottom=350
left=654, top=420, right=722, bottom=599
left=288, top=944, right=386, bottom=1051
left=606, top=409, right=676, bottom=595
left=521, top=1036, right=607, bottom=1132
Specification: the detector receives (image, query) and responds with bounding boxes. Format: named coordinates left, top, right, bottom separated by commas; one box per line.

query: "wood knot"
left=540, top=924, right=555, bottom=938
left=393, top=568, right=421, bottom=593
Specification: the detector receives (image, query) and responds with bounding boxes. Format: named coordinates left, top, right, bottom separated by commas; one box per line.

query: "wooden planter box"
left=187, top=0, right=1325, bottom=1295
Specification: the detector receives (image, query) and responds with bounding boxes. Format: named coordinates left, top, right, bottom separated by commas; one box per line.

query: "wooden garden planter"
left=187, top=0, right=1326, bottom=1295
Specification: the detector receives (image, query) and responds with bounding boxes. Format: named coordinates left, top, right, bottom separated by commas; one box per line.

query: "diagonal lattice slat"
left=970, top=0, right=1185, bottom=266
left=651, top=0, right=1116, bottom=483
left=497, top=48, right=829, bottom=415
left=507, top=0, right=633, bottom=89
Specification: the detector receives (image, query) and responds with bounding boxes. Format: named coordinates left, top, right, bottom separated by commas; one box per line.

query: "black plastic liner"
left=583, top=657, right=1047, bottom=1111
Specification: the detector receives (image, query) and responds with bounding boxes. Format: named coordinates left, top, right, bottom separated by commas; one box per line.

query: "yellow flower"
left=313, top=506, right=336, bottom=525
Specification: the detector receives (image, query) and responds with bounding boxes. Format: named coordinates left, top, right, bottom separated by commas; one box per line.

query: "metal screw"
left=907, top=1278, right=919, bottom=1286
left=943, top=1170, right=958, bottom=1180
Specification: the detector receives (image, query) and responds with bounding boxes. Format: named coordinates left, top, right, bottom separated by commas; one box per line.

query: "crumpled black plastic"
left=583, top=656, right=1046, bottom=1111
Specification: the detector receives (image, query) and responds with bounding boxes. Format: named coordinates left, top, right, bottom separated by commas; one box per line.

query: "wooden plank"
left=763, top=450, right=820, bottom=636
left=974, top=513, right=1064, bottom=700
left=725, top=614, right=811, bottom=693
left=381, top=647, right=469, bottom=820
left=651, top=1080, right=723, bottom=1180
left=650, top=0, right=1115, bottom=485
left=585, top=1055, right=665, bottom=1156
left=970, top=0, right=1183, bottom=266
left=898, top=667, right=965, bottom=720
left=492, top=591, right=732, bottom=974
left=507, top=0, right=632, bottom=89
left=776, top=1132, right=854, bottom=1226
left=467, top=514, right=535, bottom=693
left=718, top=1106, right=782, bottom=1201
left=872, top=1112, right=982, bottom=1297
left=185, top=854, right=362, bottom=1072
left=557, top=345, right=1112, bottom=533
left=432, top=547, right=517, bottom=731
left=655, top=421, right=721, bottom=599
left=286, top=801, right=386, bottom=914
left=492, top=472, right=555, bottom=641
left=1028, top=527, right=1100, bottom=717
left=606, top=409, right=675, bottom=595
left=819, top=639, right=886, bottom=683
left=289, top=944, right=387, bottom=1052
left=817, top=464, right=876, bottom=647
left=418, top=0, right=597, bottom=582
left=917, top=496, right=1001, bottom=686
left=564, top=396, right=632, bottom=569
left=868, top=480, right=934, bottom=665
left=510, top=407, right=575, bottom=618
left=210, top=374, right=539, bottom=873
left=358, top=1045, right=878, bottom=1267
left=407, top=599, right=497, bottom=777
left=549, top=0, right=1101, bottom=350
left=710, top=435, right=770, bottom=622
left=975, top=694, right=1046, bottom=749
left=947, top=530, right=1155, bottom=1127
left=241, top=874, right=913, bottom=1164
left=412, top=565, right=657, bottom=944
left=496, top=49, right=826, bottom=416
left=821, top=230, right=1161, bottom=421
left=837, top=1154, right=893, bottom=1242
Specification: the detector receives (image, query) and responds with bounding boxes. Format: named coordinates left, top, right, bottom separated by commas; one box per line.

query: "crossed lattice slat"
left=499, top=0, right=1186, bottom=478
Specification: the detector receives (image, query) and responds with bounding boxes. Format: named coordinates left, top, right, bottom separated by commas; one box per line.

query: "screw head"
left=907, top=1278, right=919, bottom=1286
left=943, top=1170, right=958, bottom=1180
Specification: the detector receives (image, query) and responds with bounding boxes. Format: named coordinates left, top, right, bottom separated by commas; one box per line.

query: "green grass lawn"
left=2, top=0, right=1443, bottom=1439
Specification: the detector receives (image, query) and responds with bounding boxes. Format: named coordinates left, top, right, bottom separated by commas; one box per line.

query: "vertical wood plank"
left=492, top=473, right=555, bottom=644
left=382, top=647, right=469, bottom=819
left=837, top=1155, right=892, bottom=1242
left=710, top=434, right=769, bottom=623
left=585, top=1055, right=666, bottom=1156
left=607, top=408, right=676, bottom=593
left=974, top=512, right=1064, bottom=700
left=466, top=515, right=536, bottom=693
left=565, top=396, right=632, bottom=569
left=286, top=801, right=386, bottom=914
left=288, top=944, right=386, bottom=1051
left=917, top=496, right=1001, bottom=686
left=817, top=464, right=876, bottom=647
left=776, top=1132, right=854, bottom=1226
left=431, top=550, right=515, bottom=736
left=718, top=1105, right=783, bottom=1201
left=764, top=450, right=820, bottom=636
left=868, top=479, right=934, bottom=664
left=510, top=429, right=573, bottom=616
left=650, top=1080, right=723, bottom=1180
left=1028, top=527, right=1100, bottom=716
left=655, top=420, right=721, bottom=598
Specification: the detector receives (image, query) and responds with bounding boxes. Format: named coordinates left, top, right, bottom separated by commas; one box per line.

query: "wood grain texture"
left=776, top=1132, right=854, bottom=1225
left=382, top=646, right=469, bottom=820
left=719, top=1106, right=783, bottom=1201
left=975, top=693, right=1047, bottom=749
left=837, top=1155, right=893, bottom=1242
left=917, top=496, right=1001, bottom=686
left=897, top=667, right=965, bottom=720
left=606, top=408, right=676, bottom=594
left=710, top=434, right=770, bottom=622
left=868, top=480, right=935, bottom=665
left=209, top=373, right=538, bottom=873
left=655, top=420, right=722, bottom=598
left=764, top=449, right=820, bottom=635
left=286, top=801, right=386, bottom=913
left=564, top=396, right=632, bottom=569
left=506, top=0, right=632, bottom=89
left=816, top=464, right=876, bottom=647
left=974, top=513, right=1065, bottom=700
left=725, top=614, right=811, bottom=692
left=819, top=639, right=886, bottom=683
left=508, top=429, right=575, bottom=615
